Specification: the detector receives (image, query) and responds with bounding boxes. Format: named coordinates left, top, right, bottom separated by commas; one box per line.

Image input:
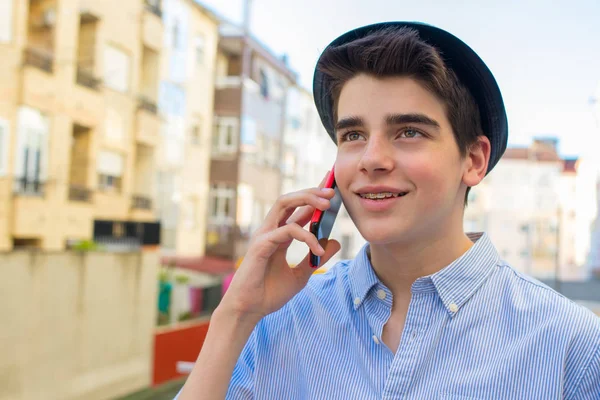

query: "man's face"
left=334, top=74, right=469, bottom=245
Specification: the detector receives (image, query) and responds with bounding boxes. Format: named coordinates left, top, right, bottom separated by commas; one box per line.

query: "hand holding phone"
left=309, top=166, right=343, bottom=268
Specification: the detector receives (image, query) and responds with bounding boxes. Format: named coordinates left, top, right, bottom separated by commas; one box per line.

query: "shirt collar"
left=347, top=232, right=500, bottom=315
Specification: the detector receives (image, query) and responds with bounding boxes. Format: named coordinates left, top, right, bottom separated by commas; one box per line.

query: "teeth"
left=360, top=192, right=404, bottom=199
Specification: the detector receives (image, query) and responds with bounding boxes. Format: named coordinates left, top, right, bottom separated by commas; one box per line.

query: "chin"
left=355, top=219, right=413, bottom=245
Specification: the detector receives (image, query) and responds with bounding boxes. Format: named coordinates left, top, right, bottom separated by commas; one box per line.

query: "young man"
left=177, top=22, right=600, bottom=399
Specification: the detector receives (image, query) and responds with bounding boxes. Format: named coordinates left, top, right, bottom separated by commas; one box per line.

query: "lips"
left=355, top=190, right=409, bottom=212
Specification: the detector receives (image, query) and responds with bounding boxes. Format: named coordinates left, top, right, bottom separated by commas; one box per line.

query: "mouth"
left=357, top=192, right=408, bottom=200
left=355, top=190, right=409, bottom=212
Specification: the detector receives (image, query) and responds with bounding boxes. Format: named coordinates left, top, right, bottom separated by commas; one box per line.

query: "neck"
left=368, top=220, right=474, bottom=297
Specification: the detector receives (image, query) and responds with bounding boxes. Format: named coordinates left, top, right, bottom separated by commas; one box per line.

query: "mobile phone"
left=309, top=166, right=343, bottom=268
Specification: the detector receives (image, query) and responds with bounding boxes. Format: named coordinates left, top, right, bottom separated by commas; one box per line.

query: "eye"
left=340, top=131, right=365, bottom=142
left=399, top=127, right=424, bottom=139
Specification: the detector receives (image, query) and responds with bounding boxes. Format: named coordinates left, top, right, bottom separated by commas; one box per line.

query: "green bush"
left=72, top=240, right=100, bottom=252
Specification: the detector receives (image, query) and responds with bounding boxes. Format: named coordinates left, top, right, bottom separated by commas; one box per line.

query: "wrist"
left=212, top=302, right=263, bottom=332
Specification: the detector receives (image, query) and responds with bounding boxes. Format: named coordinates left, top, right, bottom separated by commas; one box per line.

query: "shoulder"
left=495, top=260, right=600, bottom=333
left=495, top=261, right=600, bottom=382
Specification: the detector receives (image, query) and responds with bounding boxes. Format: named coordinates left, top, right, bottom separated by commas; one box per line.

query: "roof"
left=501, top=145, right=562, bottom=163
left=563, top=158, right=578, bottom=173
left=503, top=147, right=529, bottom=160
left=219, top=25, right=298, bottom=83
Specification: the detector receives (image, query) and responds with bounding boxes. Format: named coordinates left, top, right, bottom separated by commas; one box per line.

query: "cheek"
left=402, top=152, right=461, bottom=201
left=333, top=155, right=353, bottom=188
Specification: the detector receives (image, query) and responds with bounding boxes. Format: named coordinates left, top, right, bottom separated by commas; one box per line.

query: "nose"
left=357, top=133, right=395, bottom=174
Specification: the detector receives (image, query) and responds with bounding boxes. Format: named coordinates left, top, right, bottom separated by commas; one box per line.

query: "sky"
left=201, top=0, right=600, bottom=158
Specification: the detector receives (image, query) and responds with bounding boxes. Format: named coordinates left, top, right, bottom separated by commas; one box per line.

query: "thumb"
left=319, top=239, right=341, bottom=265
left=295, top=239, right=341, bottom=273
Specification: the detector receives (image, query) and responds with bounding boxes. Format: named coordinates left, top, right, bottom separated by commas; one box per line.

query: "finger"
left=286, top=204, right=316, bottom=227
left=255, top=223, right=325, bottom=262
left=265, top=188, right=335, bottom=228
left=295, top=239, right=341, bottom=270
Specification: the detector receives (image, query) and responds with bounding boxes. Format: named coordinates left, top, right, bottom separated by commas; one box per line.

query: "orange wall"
left=153, top=319, right=211, bottom=386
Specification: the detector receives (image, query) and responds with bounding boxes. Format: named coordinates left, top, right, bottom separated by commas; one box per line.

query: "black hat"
left=313, top=21, right=508, bottom=174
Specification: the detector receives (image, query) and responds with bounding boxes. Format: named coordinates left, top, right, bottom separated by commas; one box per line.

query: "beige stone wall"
left=0, top=250, right=159, bottom=400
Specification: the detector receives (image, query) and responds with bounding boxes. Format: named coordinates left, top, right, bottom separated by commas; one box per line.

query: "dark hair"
left=317, top=26, right=483, bottom=205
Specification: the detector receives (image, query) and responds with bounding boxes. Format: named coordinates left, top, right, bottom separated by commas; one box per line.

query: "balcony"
left=144, top=0, right=162, bottom=18
left=135, top=99, right=160, bottom=146
left=132, top=195, right=152, bottom=210
left=13, top=178, right=44, bottom=197
left=23, top=48, right=53, bottom=73
left=76, top=67, right=102, bottom=90
left=138, top=96, right=158, bottom=114
left=69, top=185, right=93, bottom=202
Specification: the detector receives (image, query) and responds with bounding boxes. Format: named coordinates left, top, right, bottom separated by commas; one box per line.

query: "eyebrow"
left=335, top=113, right=441, bottom=132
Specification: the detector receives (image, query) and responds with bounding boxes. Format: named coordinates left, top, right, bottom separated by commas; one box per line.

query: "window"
left=172, top=20, right=180, bottom=49
left=97, top=150, right=124, bottom=192
left=104, top=108, right=124, bottom=141
left=190, top=125, right=201, bottom=145
left=14, top=107, right=49, bottom=194
left=209, top=184, right=235, bottom=224
left=190, top=117, right=202, bottom=145
left=212, top=117, right=238, bottom=155
left=194, top=34, right=205, bottom=66
left=103, top=45, right=130, bottom=92
left=259, top=68, right=269, bottom=99
left=0, top=118, right=10, bottom=176
left=159, top=82, right=185, bottom=116
left=0, top=0, right=13, bottom=43
left=266, top=138, right=279, bottom=168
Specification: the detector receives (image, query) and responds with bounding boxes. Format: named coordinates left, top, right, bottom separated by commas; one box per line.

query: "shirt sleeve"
left=225, top=328, right=257, bottom=400
left=570, top=342, right=600, bottom=400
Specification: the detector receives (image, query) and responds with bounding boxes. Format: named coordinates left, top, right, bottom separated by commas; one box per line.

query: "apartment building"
left=282, top=86, right=365, bottom=268
left=0, top=0, right=167, bottom=251
left=207, top=26, right=296, bottom=262
left=465, top=138, right=597, bottom=280
left=155, top=0, right=218, bottom=257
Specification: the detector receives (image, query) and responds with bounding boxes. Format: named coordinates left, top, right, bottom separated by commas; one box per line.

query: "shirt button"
left=449, top=303, right=459, bottom=313
left=372, top=335, right=380, bottom=345
left=353, top=297, right=361, bottom=306
left=376, top=289, right=386, bottom=300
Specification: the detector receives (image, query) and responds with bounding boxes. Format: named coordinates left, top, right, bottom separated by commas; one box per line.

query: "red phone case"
left=309, top=166, right=336, bottom=268
left=310, top=167, right=336, bottom=227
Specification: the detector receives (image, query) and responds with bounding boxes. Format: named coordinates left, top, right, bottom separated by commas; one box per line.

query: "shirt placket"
left=382, top=291, right=434, bottom=399
left=362, top=285, right=394, bottom=395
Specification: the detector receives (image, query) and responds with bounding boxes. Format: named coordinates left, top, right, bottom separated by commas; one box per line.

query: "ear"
left=462, top=135, right=491, bottom=188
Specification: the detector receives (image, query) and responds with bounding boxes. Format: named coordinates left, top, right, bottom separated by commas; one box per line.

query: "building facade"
left=207, top=26, right=296, bottom=262
left=155, top=0, right=219, bottom=257
left=0, top=0, right=167, bottom=251
left=465, top=138, right=597, bottom=280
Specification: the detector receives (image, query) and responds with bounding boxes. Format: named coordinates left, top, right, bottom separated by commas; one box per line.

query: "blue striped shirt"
left=220, top=232, right=600, bottom=399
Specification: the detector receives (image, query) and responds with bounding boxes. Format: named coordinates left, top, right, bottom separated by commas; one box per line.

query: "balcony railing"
left=13, top=178, right=45, bottom=196
left=76, top=67, right=102, bottom=90
left=138, top=96, right=158, bottom=115
left=144, top=0, right=162, bottom=18
left=69, top=185, right=93, bottom=202
left=23, top=48, right=54, bottom=73
left=132, top=195, right=152, bottom=210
